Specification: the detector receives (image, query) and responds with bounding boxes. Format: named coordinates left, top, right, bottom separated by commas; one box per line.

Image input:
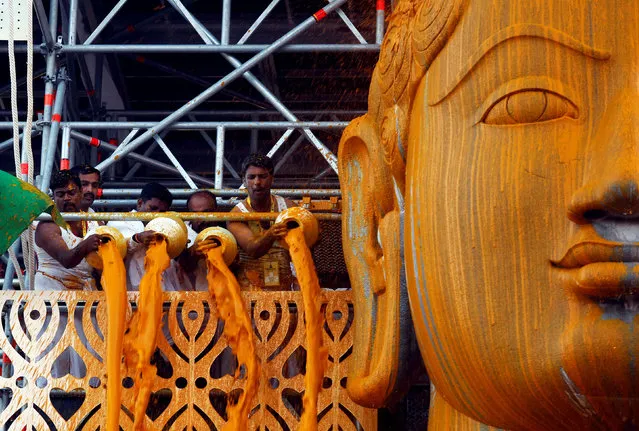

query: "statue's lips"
left=552, top=241, right=639, bottom=297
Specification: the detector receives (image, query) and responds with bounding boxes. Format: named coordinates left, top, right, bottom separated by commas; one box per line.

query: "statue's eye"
left=482, top=90, right=578, bottom=125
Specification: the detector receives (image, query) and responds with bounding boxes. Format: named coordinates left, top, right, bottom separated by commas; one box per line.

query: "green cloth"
left=0, top=170, right=66, bottom=255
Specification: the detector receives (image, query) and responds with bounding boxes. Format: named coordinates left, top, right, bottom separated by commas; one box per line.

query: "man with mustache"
left=69, top=164, right=101, bottom=212
left=34, top=170, right=101, bottom=291
left=227, top=153, right=297, bottom=291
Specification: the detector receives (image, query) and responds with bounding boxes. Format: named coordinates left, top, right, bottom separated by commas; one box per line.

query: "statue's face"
left=407, top=1, right=639, bottom=429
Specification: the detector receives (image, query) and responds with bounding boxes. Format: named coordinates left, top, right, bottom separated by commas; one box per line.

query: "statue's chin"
left=560, top=300, right=639, bottom=428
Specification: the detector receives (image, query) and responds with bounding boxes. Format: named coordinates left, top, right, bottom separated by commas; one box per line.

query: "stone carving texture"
left=0, top=291, right=374, bottom=430
left=340, top=0, right=639, bottom=429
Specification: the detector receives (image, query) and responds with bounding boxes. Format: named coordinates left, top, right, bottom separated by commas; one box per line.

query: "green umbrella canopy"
left=0, top=170, right=66, bottom=255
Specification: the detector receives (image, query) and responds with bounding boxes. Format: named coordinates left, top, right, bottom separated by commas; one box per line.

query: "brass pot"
left=275, top=207, right=319, bottom=247
left=194, top=227, right=238, bottom=266
left=145, top=212, right=188, bottom=258
left=86, top=226, right=127, bottom=270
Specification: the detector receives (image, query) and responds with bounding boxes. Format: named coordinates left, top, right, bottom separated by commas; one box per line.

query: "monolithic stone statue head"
left=339, top=1, right=639, bottom=429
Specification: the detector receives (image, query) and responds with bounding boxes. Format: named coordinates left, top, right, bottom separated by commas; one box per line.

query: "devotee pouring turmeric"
left=34, top=170, right=101, bottom=291
left=107, top=182, right=184, bottom=291
left=227, top=153, right=297, bottom=291
left=33, top=170, right=102, bottom=379
left=181, top=190, right=223, bottom=291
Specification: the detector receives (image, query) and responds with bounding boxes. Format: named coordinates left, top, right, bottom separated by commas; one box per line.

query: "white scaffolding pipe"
left=334, top=8, right=367, bottom=44
left=123, top=140, right=158, bottom=181
left=84, top=0, right=128, bottom=45
left=0, top=121, right=349, bottom=130
left=274, top=133, right=306, bottom=173
left=39, top=0, right=58, bottom=178
left=188, top=114, right=240, bottom=179
left=267, top=128, right=294, bottom=158
left=214, top=126, right=225, bottom=189
left=221, top=0, right=231, bottom=45
left=167, top=0, right=339, bottom=173
left=94, top=0, right=347, bottom=173
left=152, top=135, right=198, bottom=189
left=40, top=69, right=68, bottom=192
left=60, top=126, right=71, bottom=169
left=376, top=0, right=385, bottom=44
left=68, top=0, right=79, bottom=45
left=237, top=0, right=281, bottom=45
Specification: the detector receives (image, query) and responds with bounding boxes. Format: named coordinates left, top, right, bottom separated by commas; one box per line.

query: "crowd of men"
left=33, top=153, right=301, bottom=293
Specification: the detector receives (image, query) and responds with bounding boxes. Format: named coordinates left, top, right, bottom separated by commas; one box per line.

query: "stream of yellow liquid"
left=203, top=245, right=260, bottom=430
left=285, top=228, right=327, bottom=431
left=123, top=239, right=170, bottom=431
left=97, top=240, right=127, bottom=431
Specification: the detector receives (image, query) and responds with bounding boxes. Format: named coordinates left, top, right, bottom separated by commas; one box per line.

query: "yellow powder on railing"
left=97, top=239, right=128, bottom=431
left=203, top=245, right=260, bottom=430
left=123, top=238, right=170, bottom=431
left=285, top=227, right=327, bottom=431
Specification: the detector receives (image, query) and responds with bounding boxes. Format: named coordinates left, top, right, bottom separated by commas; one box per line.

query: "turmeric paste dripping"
left=285, top=228, right=327, bottom=431
left=123, top=238, right=170, bottom=431
left=203, top=245, right=259, bottom=430
left=97, top=239, right=128, bottom=431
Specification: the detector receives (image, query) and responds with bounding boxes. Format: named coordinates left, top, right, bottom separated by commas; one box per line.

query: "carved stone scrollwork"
left=0, top=291, right=375, bottom=430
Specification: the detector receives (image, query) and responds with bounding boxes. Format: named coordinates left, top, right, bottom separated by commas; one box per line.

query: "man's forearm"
left=245, top=233, right=277, bottom=258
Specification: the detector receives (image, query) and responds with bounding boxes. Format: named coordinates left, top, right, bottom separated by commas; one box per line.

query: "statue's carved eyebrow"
left=429, top=23, right=611, bottom=106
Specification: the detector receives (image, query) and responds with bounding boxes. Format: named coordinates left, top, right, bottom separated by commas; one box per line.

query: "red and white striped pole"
left=60, top=126, right=71, bottom=170
left=375, top=0, right=385, bottom=44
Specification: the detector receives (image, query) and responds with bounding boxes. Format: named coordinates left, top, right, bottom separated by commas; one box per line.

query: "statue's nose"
left=568, top=92, right=639, bottom=224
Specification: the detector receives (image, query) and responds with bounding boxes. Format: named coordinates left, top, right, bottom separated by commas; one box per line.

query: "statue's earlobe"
left=339, top=115, right=415, bottom=408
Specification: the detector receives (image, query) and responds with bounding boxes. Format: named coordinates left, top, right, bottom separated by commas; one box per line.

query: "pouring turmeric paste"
left=202, top=243, right=260, bottom=430
left=97, top=239, right=127, bottom=431
left=285, top=228, right=327, bottom=431
left=122, top=238, right=170, bottom=431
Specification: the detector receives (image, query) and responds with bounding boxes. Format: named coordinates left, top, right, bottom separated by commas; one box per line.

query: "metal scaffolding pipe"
left=267, top=128, right=294, bottom=158
left=104, top=109, right=365, bottom=117
left=33, top=0, right=54, bottom=49
left=95, top=0, right=347, bottom=173
left=189, top=114, right=240, bottom=180
left=214, top=126, right=225, bottom=189
left=0, top=121, right=349, bottom=130
left=167, top=0, right=340, bottom=173
left=71, top=130, right=217, bottom=187
left=100, top=188, right=341, bottom=198
left=84, top=0, right=128, bottom=45
left=221, top=0, right=231, bottom=45
left=237, top=0, right=280, bottom=45
left=36, top=211, right=341, bottom=222
left=153, top=135, right=198, bottom=189
left=376, top=0, right=385, bottom=44
left=0, top=130, right=41, bottom=154
left=68, top=0, right=79, bottom=45
left=39, top=0, right=59, bottom=177
left=40, top=70, right=68, bottom=192
left=49, top=44, right=380, bottom=53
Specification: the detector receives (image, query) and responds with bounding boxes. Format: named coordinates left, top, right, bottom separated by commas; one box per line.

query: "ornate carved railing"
left=0, top=291, right=375, bottom=430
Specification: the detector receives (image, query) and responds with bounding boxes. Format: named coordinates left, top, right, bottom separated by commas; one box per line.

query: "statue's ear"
left=339, top=114, right=416, bottom=408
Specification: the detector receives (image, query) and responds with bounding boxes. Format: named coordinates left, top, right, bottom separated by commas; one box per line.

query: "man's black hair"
left=186, top=190, right=217, bottom=210
left=140, top=182, right=173, bottom=205
left=70, top=164, right=101, bottom=180
left=50, top=170, right=81, bottom=191
left=241, top=153, right=274, bottom=178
